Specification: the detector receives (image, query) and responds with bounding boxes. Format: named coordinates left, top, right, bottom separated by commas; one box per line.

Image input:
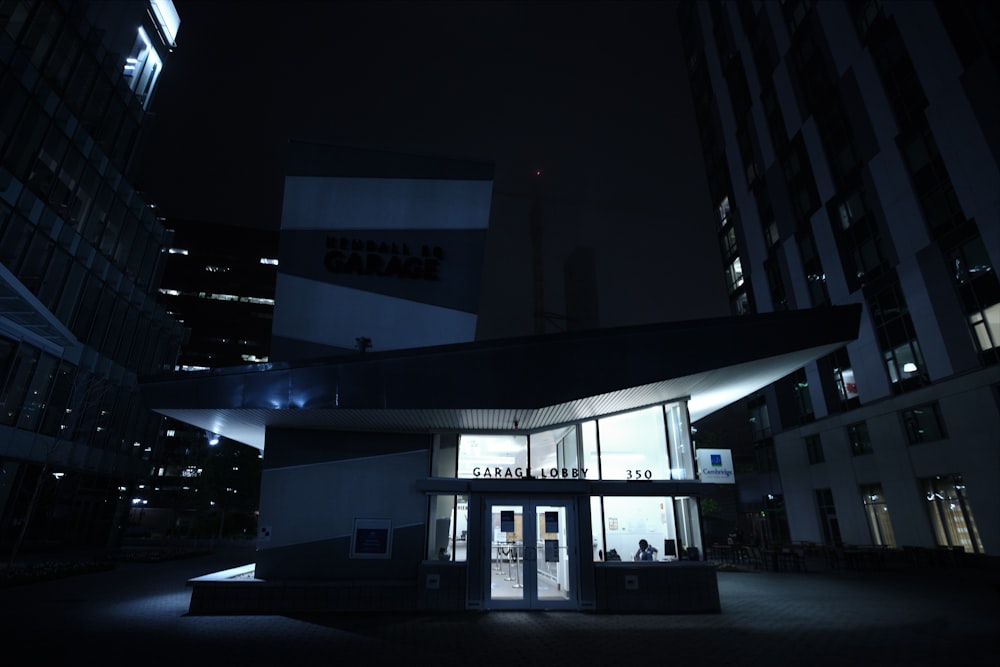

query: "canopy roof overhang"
left=140, top=305, right=863, bottom=451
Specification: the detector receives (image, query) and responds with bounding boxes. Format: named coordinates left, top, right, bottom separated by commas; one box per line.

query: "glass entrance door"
left=485, top=498, right=577, bottom=609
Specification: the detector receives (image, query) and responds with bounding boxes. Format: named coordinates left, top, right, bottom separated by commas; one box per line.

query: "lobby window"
left=861, top=484, right=896, bottom=547
left=427, top=494, right=468, bottom=562
left=529, top=425, right=581, bottom=479
left=847, top=421, right=873, bottom=456
left=597, top=406, right=669, bottom=481
left=805, top=434, right=824, bottom=465
left=901, top=402, right=946, bottom=444
left=457, top=434, right=528, bottom=479
left=664, top=402, right=694, bottom=480
left=924, top=475, right=983, bottom=554
left=594, top=496, right=698, bottom=563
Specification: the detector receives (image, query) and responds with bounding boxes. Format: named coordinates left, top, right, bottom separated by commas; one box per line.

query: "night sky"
left=134, top=1, right=730, bottom=337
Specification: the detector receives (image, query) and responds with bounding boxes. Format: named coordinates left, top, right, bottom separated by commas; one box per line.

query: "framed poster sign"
left=350, top=518, right=392, bottom=559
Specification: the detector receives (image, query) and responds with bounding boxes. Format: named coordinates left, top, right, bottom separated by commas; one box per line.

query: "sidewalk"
left=0, top=543, right=997, bottom=666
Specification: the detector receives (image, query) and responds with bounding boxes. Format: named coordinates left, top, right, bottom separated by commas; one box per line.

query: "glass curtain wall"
left=435, top=401, right=703, bottom=563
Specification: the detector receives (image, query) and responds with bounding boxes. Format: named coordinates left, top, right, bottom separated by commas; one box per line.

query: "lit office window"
left=924, top=475, right=983, bottom=554
left=861, top=484, right=895, bottom=547
left=716, top=196, right=731, bottom=228
left=834, top=365, right=858, bottom=403
left=122, top=27, right=162, bottom=109
left=726, top=257, right=744, bottom=293
left=595, top=496, right=689, bottom=562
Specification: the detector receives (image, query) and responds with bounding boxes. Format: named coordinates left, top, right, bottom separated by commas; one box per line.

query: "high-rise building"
left=0, top=1, right=185, bottom=552
left=680, top=0, right=998, bottom=554
left=126, top=218, right=277, bottom=539
left=159, top=219, right=278, bottom=371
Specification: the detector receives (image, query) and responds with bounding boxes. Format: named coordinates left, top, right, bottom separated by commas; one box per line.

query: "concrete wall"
left=255, top=428, right=432, bottom=580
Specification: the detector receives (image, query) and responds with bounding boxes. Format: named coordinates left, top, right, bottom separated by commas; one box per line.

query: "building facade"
left=143, top=142, right=862, bottom=613
left=126, top=219, right=278, bottom=540
left=0, top=1, right=185, bottom=552
left=679, top=0, right=999, bottom=555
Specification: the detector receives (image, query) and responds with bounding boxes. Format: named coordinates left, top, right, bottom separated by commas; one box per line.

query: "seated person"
left=634, top=539, right=658, bottom=561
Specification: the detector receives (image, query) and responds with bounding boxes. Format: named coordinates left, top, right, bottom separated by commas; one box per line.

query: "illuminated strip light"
left=137, top=26, right=163, bottom=76
left=149, top=0, right=181, bottom=47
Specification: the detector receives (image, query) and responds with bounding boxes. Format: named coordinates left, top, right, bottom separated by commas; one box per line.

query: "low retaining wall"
left=593, top=562, right=720, bottom=613
left=187, top=560, right=720, bottom=614
left=187, top=565, right=418, bottom=614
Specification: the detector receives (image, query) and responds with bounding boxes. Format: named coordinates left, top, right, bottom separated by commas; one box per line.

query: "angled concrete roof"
left=140, top=305, right=862, bottom=450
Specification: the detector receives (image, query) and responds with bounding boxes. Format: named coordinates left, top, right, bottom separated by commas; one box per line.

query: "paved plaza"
left=1, top=543, right=997, bottom=666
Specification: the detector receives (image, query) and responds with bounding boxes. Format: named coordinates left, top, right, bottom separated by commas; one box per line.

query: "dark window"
left=815, top=488, right=842, bottom=546
left=0, top=343, right=40, bottom=426
left=806, top=434, right=824, bottom=464
left=897, top=124, right=966, bottom=238
left=947, top=230, right=1000, bottom=364
left=755, top=438, right=778, bottom=474
left=847, top=421, right=873, bottom=456
left=902, top=402, right=947, bottom=444
left=748, top=396, right=771, bottom=442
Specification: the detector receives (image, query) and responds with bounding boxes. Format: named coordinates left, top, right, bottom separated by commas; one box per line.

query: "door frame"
left=481, top=496, right=579, bottom=610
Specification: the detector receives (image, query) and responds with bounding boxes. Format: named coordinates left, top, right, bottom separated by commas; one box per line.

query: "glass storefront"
left=426, top=401, right=706, bottom=607
left=453, top=403, right=694, bottom=483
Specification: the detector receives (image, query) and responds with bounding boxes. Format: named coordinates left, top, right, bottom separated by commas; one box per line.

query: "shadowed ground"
left=1, top=543, right=997, bottom=666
